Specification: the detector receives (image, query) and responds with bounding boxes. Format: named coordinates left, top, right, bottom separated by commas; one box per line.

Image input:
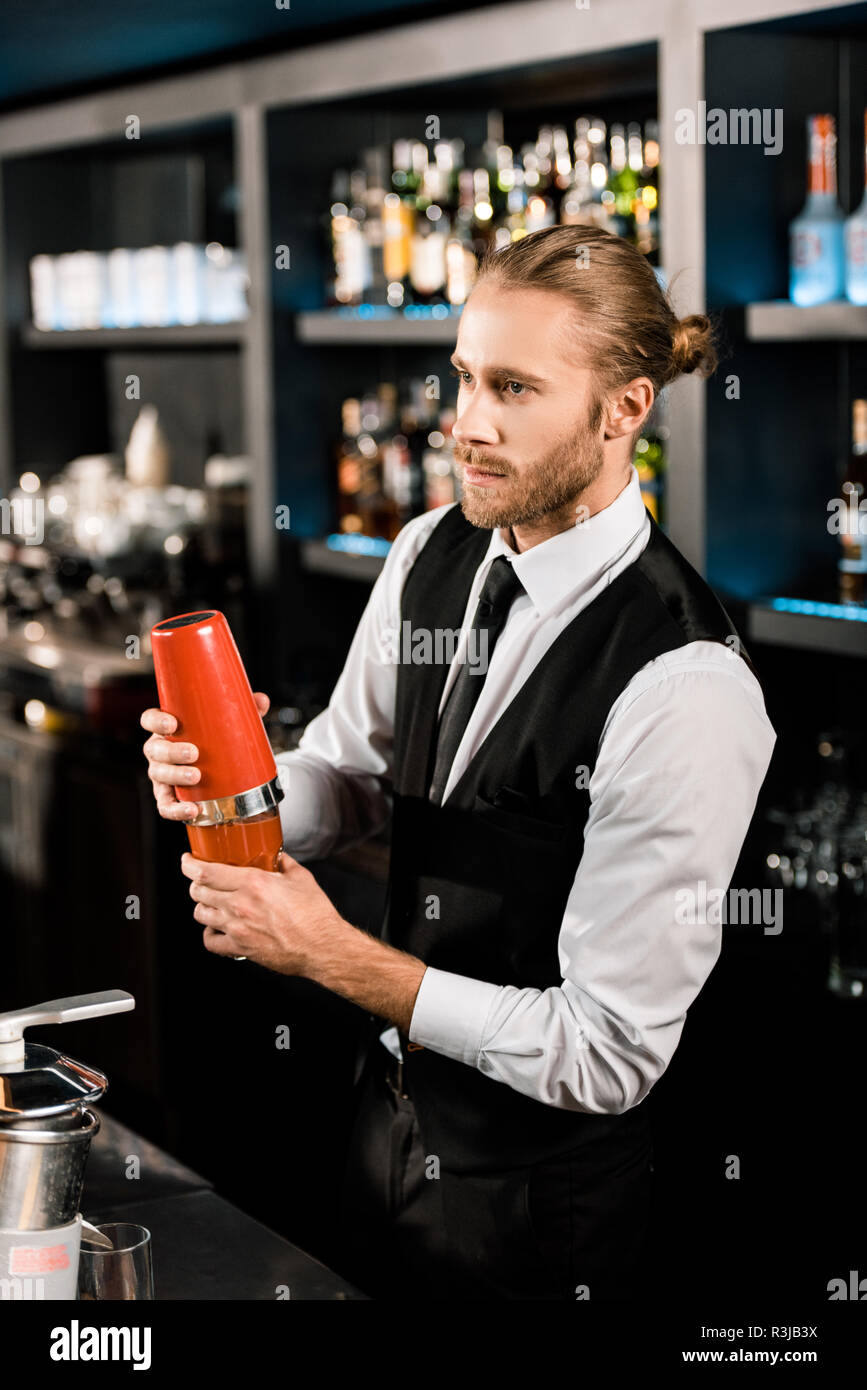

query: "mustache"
left=454, top=450, right=511, bottom=476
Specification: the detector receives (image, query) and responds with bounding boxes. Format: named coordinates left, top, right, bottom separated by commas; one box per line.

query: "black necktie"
left=429, top=555, right=525, bottom=805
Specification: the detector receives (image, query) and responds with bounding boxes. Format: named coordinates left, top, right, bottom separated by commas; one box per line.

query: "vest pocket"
left=473, top=792, right=572, bottom=843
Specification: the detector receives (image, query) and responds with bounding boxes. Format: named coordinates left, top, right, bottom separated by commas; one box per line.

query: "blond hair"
left=476, top=225, right=717, bottom=399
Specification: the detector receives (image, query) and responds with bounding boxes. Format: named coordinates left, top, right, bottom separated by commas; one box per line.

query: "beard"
left=453, top=401, right=605, bottom=530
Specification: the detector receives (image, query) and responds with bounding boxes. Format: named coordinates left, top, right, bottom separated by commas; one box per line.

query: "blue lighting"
left=325, top=532, right=392, bottom=557
left=330, top=304, right=462, bottom=321
left=767, top=597, right=867, bottom=622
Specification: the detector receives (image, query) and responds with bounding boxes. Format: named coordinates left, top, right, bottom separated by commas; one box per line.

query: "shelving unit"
left=295, top=311, right=463, bottom=345
left=743, top=301, right=867, bottom=339
left=0, top=0, right=862, bottom=684
left=748, top=599, right=867, bottom=657
left=703, top=5, right=867, bottom=664
left=20, top=323, right=248, bottom=348
left=300, top=538, right=388, bottom=582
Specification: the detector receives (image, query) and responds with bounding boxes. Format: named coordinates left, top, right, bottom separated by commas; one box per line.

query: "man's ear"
left=603, top=377, right=655, bottom=441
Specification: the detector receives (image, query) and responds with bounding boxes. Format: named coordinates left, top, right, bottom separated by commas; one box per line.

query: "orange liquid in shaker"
left=186, top=810, right=283, bottom=871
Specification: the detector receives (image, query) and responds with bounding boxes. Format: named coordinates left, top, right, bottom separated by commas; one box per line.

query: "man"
left=141, top=225, right=776, bottom=1302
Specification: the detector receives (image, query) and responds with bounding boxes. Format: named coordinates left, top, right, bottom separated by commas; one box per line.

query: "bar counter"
left=81, top=1111, right=366, bottom=1300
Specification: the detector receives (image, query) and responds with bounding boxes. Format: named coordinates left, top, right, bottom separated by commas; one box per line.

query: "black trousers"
left=338, top=1044, right=656, bottom=1301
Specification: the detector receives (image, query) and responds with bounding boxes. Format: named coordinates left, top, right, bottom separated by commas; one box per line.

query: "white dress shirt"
left=276, top=465, right=776, bottom=1114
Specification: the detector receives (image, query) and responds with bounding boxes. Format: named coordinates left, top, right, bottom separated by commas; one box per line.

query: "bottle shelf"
left=748, top=598, right=867, bottom=658
left=295, top=309, right=463, bottom=345
left=742, top=302, right=867, bottom=341
left=19, top=322, right=248, bottom=349
left=299, top=537, right=389, bottom=582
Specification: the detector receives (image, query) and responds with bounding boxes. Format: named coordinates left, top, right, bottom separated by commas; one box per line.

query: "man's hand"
left=180, top=849, right=342, bottom=973
left=180, top=849, right=428, bottom=1034
left=140, top=692, right=270, bottom=821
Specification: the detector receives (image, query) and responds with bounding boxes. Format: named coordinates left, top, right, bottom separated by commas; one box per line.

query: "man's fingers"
left=143, top=734, right=199, bottom=764
left=148, top=760, right=200, bottom=788
left=154, top=781, right=200, bottom=821
left=252, top=691, right=270, bottom=716
left=140, top=708, right=178, bottom=735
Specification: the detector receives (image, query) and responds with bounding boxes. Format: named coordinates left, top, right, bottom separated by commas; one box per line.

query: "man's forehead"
left=454, top=284, right=587, bottom=375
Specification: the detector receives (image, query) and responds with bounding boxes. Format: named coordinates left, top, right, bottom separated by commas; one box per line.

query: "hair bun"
left=670, top=314, right=717, bottom=379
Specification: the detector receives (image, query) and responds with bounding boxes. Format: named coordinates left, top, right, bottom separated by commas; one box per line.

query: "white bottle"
left=125, top=405, right=170, bottom=487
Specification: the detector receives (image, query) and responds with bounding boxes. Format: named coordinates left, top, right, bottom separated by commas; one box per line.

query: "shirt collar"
left=479, top=464, right=649, bottom=618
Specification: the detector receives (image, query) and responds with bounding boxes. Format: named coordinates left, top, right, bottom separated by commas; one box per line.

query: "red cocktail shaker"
left=150, top=610, right=284, bottom=870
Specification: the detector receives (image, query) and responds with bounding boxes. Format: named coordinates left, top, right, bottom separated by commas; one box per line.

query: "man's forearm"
left=306, top=918, right=427, bottom=1035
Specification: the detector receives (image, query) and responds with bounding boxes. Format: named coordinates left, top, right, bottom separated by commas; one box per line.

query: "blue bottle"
left=845, top=110, right=867, bottom=305
left=789, top=114, right=845, bottom=307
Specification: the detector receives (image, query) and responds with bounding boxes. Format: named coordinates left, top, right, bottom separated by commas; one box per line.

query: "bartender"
left=141, top=224, right=776, bottom=1301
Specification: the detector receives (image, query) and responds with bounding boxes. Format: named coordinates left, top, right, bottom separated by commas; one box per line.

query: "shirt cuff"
left=408, top=966, right=501, bottom=1067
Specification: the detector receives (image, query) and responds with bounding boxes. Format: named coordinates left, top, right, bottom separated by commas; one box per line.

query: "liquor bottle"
left=361, top=146, right=389, bottom=306
left=606, top=123, right=639, bottom=240
left=523, top=130, right=557, bottom=234
left=409, top=204, right=449, bottom=304
left=627, top=123, right=644, bottom=178
left=382, top=427, right=412, bottom=533
left=375, top=383, right=408, bottom=539
left=445, top=220, right=479, bottom=304
left=838, top=399, right=867, bottom=606
left=551, top=126, right=574, bottom=199
left=392, top=139, right=418, bottom=197
left=493, top=165, right=529, bottom=249
left=493, top=142, right=516, bottom=207
left=534, top=126, right=555, bottom=189
left=429, top=140, right=459, bottom=213
left=789, top=114, right=845, bottom=306
left=423, top=408, right=460, bottom=510
left=444, top=138, right=467, bottom=214
left=587, top=119, right=609, bottom=202
left=561, top=117, right=608, bottom=229
left=336, top=397, right=364, bottom=532
left=636, top=119, right=660, bottom=261
left=481, top=110, right=508, bottom=223
left=844, top=110, right=867, bottom=305
left=410, top=140, right=432, bottom=213
left=328, top=170, right=368, bottom=306
left=634, top=427, right=667, bottom=525
left=471, top=167, right=496, bottom=251
left=401, top=379, right=434, bottom=518
left=336, top=394, right=393, bottom=538
left=520, top=143, right=542, bottom=193
left=382, top=191, right=413, bottom=309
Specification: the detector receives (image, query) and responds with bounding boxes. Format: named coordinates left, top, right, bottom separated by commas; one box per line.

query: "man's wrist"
left=304, top=915, right=427, bottom=1034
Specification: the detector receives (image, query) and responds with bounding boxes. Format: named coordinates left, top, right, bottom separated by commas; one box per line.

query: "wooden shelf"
left=295, top=309, right=462, bottom=345
left=742, top=301, right=867, bottom=341
left=20, top=322, right=248, bottom=348
left=748, top=600, right=867, bottom=658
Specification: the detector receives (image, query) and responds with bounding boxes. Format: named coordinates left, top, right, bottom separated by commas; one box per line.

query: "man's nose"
left=453, top=399, right=499, bottom=447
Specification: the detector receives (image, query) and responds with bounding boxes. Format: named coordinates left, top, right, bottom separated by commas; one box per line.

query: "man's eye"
left=449, top=366, right=470, bottom=383
left=504, top=381, right=526, bottom=396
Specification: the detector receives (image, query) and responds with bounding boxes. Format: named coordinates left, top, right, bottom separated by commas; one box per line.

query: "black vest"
left=379, top=502, right=753, bottom=1173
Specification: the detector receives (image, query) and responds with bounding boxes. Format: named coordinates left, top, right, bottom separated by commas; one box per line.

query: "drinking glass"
left=78, top=1223, right=154, bottom=1300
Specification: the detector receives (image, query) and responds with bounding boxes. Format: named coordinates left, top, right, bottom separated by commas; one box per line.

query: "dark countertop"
left=82, top=1111, right=366, bottom=1300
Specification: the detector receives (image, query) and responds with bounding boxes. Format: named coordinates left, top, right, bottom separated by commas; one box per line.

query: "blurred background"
left=0, top=0, right=864, bottom=1301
